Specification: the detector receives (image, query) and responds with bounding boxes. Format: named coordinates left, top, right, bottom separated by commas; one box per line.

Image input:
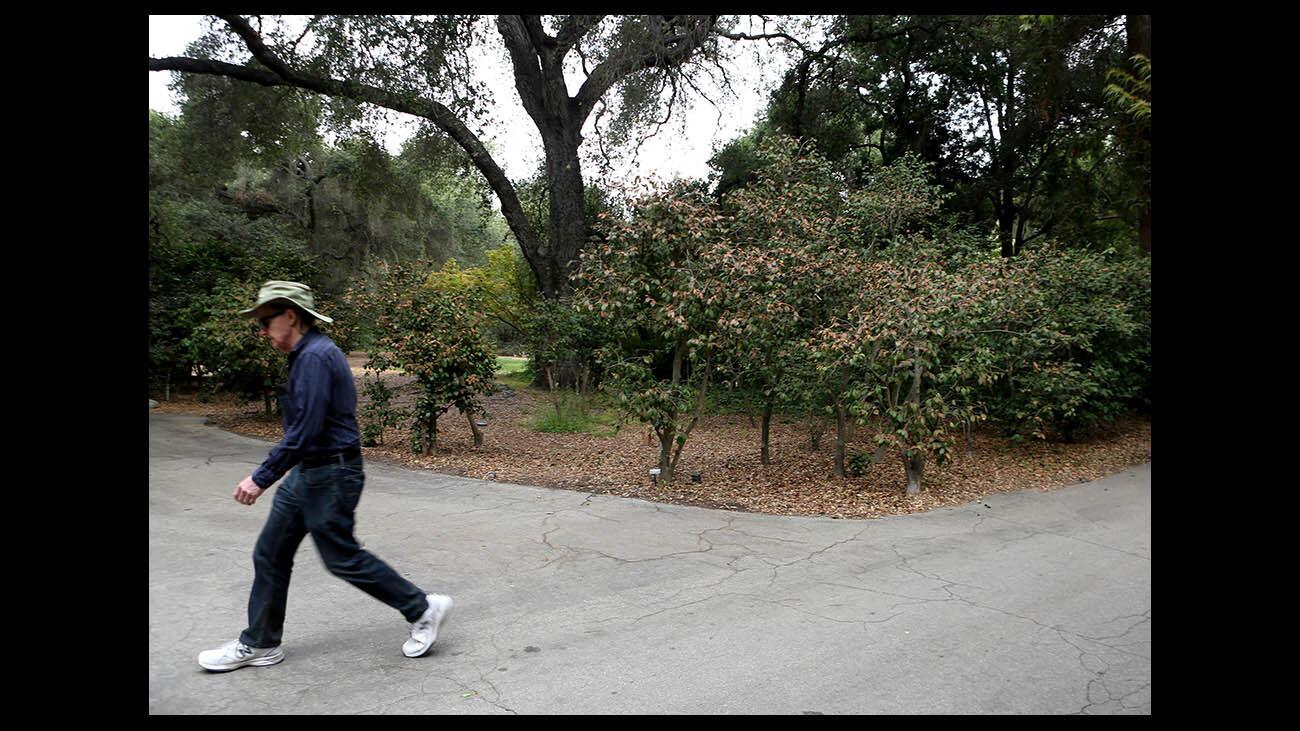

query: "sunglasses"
left=257, top=310, right=287, bottom=330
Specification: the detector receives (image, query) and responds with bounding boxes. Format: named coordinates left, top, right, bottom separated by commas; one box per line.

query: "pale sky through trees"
left=148, top=14, right=791, bottom=187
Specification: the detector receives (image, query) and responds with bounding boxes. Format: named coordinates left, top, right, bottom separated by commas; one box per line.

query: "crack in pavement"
left=419, top=671, right=518, bottom=714
left=982, top=514, right=1150, bottom=562
left=872, top=545, right=1151, bottom=710
left=745, top=592, right=907, bottom=631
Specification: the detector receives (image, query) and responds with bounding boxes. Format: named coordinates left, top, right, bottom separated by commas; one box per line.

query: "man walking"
left=198, top=281, right=453, bottom=672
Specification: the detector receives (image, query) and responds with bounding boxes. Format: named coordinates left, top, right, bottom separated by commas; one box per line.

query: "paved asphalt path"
left=149, top=413, right=1150, bottom=715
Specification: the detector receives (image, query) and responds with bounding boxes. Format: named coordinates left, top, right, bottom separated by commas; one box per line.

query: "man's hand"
left=234, top=475, right=265, bottom=506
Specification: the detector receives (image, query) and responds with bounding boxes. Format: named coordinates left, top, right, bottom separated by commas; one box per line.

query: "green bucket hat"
left=239, top=280, right=334, bottom=324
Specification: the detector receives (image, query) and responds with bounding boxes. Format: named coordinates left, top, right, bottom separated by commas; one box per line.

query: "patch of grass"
left=495, top=356, right=529, bottom=376
left=530, top=392, right=621, bottom=435
left=494, top=356, right=532, bottom=391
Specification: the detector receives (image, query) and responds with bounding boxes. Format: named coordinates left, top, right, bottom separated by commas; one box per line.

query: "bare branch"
left=718, top=30, right=807, bottom=52
left=574, top=15, right=720, bottom=122
left=290, top=15, right=321, bottom=55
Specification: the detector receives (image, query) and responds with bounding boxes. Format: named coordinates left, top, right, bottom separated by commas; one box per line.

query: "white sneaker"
left=197, top=639, right=285, bottom=671
left=403, top=593, right=453, bottom=658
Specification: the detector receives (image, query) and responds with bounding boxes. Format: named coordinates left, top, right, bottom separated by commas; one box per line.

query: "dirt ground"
left=152, top=355, right=1151, bottom=520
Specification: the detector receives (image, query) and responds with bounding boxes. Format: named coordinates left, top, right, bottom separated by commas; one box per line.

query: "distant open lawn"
left=348, top=353, right=529, bottom=379
left=495, top=356, right=528, bottom=376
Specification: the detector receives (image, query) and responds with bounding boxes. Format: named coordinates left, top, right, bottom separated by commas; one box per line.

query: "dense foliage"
left=150, top=15, right=1150, bottom=495
left=575, top=182, right=730, bottom=483
left=348, top=263, right=498, bottom=454
left=570, top=136, right=1147, bottom=492
left=712, top=14, right=1148, bottom=257
left=149, top=89, right=510, bottom=398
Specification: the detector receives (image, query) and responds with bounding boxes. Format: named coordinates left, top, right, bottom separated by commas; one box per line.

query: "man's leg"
left=239, top=467, right=309, bottom=649
left=299, top=458, right=429, bottom=623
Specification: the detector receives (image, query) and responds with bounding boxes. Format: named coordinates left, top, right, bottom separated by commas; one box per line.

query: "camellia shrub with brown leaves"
left=574, top=182, right=727, bottom=483
left=349, top=262, right=497, bottom=455
left=821, top=252, right=1004, bottom=495
left=971, top=245, right=1151, bottom=441
left=718, top=136, right=866, bottom=468
left=717, top=136, right=951, bottom=475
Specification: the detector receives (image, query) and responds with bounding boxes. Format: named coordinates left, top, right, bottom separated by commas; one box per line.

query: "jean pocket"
left=300, top=463, right=335, bottom=490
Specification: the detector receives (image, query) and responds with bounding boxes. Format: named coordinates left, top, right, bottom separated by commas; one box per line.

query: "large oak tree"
left=150, top=14, right=752, bottom=299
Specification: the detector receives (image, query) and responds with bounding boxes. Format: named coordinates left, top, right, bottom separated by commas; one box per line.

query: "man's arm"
left=235, top=352, right=332, bottom=504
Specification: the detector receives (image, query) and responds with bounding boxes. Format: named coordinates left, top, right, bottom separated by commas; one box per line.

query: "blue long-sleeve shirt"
left=252, top=329, right=361, bottom=489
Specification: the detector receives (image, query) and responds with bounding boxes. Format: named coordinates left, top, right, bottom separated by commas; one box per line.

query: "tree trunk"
left=541, top=138, right=587, bottom=298
left=760, top=401, right=773, bottom=465
left=1014, top=213, right=1029, bottom=256
left=807, top=412, right=825, bottom=450
left=833, top=402, right=848, bottom=477
left=466, top=409, right=484, bottom=447
left=998, top=197, right=1017, bottom=257
left=873, top=441, right=888, bottom=464
left=498, top=16, right=590, bottom=300
left=1126, top=15, right=1151, bottom=58
left=658, top=431, right=674, bottom=483
left=904, top=451, right=925, bottom=495
left=424, top=416, right=438, bottom=456
left=544, top=364, right=561, bottom=419
left=999, top=60, right=1019, bottom=258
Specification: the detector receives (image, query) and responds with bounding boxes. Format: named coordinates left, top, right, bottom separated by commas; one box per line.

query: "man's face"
left=254, top=304, right=297, bottom=353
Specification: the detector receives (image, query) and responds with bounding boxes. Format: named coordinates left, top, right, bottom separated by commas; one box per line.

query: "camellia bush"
left=824, top=252, right=1001, bottom=495
left=355, top=262, right=497, bottom=454
left=973, top=245, right=1151, bottom=441
left=718, top=136, right=858, bottom=466
left=575, top=182, right=727, bottom=483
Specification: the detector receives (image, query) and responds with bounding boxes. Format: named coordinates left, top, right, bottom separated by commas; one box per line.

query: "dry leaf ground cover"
left=153, top=355, right=1151, bottom=520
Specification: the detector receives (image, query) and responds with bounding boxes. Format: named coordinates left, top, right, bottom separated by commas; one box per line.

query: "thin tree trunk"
left=466, top=409, right=484, bottom=447
left=424, top=416, right=438, bottom=456
left=904, top=451, right=925, bottom=495
left=760, top=401, right=773, bottom=465
left=833, top=401, right=848, bottom=477
left=807, top=411, right=825, bottom=450
left=669, top=347, right=711, bottom=477
left=658, top=430, right=674, bottom=483
left=873, top=441, right=888, bottom=464
left=544, top=364, right=561, bottom=419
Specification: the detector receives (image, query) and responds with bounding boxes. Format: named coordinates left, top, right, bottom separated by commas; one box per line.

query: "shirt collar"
left=291, top=327, right=319, bottom=355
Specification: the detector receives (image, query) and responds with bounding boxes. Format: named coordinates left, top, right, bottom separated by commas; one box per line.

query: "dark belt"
left=300, top=446, right=362, bottom=468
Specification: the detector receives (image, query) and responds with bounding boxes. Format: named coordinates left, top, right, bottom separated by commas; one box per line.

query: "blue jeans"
left=240, top=455, right=428, bottom=648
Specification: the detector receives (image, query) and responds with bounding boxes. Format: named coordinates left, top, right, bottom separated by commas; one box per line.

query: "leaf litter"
left=154, top=360, right=1150, bottom=520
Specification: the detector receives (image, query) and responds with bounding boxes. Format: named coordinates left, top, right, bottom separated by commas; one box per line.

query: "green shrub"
left=359, top=376, right=405, bottom=446
left=362, top=262, right=498, bottom=454
left=846, top=448, right=874, bottom=478
left=975, top=246, right=1150, bottom=440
